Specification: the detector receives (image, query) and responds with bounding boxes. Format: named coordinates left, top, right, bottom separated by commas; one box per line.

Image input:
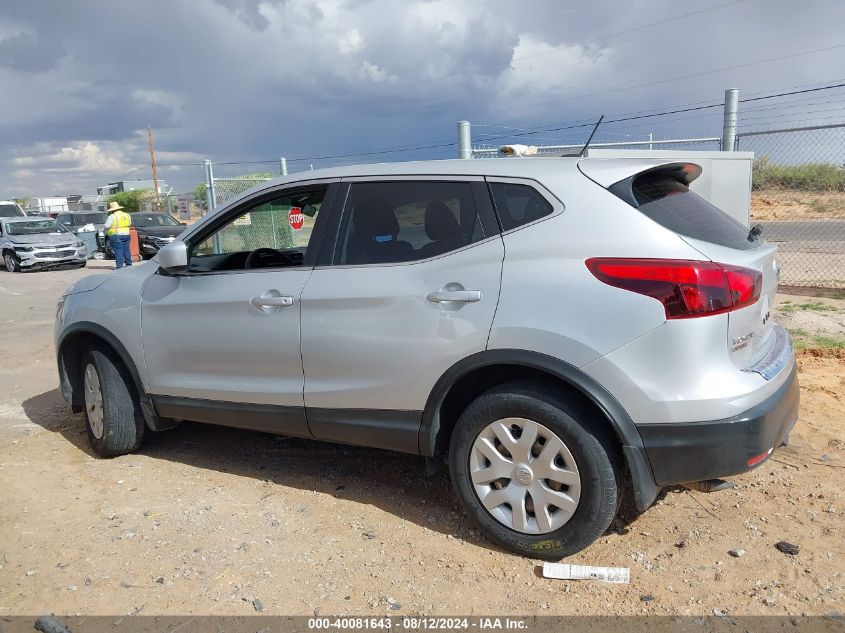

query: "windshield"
left=132, top=213, right=180, bottom=227
left=0, top=204, right=25, bottom=218
left=6, top=220, right=69, bottom=236
left=77, top=212, right=107, bottom=225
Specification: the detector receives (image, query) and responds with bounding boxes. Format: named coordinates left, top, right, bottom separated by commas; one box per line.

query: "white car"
left=0, top=200, right=26, bottom=218
left=1, top=217, right=87, bottom=272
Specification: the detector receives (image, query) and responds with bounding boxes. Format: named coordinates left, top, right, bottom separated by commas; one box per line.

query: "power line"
left=484, top=42, right=845, bottom=116
left=741, top=82, right=845, bottom=104
left=155, top=79, right=845, bottom=169
left=474, top=80, right=845, bottom=144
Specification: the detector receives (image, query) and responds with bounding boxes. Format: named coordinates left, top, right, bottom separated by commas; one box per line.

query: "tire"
left=81, top=346, right=145, bottom=457
left=449, top=380, right=620, bottom=560
left=76, top=261, right=88, bottom=269
left=3, top=251, right=21, bottom=272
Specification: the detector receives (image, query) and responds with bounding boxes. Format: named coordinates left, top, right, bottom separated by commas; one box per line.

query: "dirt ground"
left=751, top=190, right=844, bottom=222
left=1, top=264, right=843, bottom=618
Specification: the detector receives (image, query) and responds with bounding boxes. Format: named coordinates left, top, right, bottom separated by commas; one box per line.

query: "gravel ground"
left=0, top=264, right=843, bottom=617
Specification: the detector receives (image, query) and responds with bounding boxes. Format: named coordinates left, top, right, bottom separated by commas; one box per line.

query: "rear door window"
left=335, top=181, right=485, bottom=265
left=619, top=172, right=759, bottom=251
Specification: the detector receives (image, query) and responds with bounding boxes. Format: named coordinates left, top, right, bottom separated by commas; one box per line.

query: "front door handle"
left=426, top=290, right=482, bottom=304
left=251, top=291, right=295, bottom=313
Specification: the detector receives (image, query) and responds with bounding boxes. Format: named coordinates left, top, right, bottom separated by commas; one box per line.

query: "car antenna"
left=561, top=115, right=604, bottom=157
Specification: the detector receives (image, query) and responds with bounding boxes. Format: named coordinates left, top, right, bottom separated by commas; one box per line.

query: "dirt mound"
left=797, top=347, right=845, bottom=360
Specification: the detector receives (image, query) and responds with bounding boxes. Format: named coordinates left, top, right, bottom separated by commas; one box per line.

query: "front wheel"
left=449, top=381, right=620, bottom=560
left=3, top=251, right=21, bottom=272
left=82, top=346, right=145, bottom=457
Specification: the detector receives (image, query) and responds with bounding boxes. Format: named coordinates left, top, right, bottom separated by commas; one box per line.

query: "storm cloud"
left=1, top=0, right=843, bottom=195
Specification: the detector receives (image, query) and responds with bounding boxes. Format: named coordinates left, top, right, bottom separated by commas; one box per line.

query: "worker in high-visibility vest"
left=105, top=201, right=133, bottom=269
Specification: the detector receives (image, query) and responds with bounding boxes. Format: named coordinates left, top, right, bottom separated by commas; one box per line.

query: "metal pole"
left=203, top=159, right=216, bottom=212
left=203, top=159, right=221, bottom=252
left=722, top=88, right=739, bottom=151
left=279, top=157, right=288, bottom=176
left=457, top=120, right=471, bottom=159
left=648, top=132, right=653, bottom=151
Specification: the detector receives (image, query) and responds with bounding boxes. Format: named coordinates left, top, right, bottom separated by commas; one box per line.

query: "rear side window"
left=488, top=182, right=554, bottom=231
left=621, top=173, right=758, bottom=251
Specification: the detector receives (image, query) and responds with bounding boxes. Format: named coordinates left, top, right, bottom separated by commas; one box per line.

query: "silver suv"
left=55, top=158, right=798, bottom=559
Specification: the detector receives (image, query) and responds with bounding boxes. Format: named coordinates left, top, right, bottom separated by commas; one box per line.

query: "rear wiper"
left=748, top=224, right=763, bottom=241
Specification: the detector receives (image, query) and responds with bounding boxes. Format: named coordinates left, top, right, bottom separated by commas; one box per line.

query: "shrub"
left=752, top=156, right=845, bottom=191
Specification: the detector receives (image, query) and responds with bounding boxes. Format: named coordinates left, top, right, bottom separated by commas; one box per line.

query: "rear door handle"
left=426, top=290, right=482, bottom=304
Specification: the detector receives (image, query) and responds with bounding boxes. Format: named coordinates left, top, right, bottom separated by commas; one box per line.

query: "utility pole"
left=147, top=125, right=161, bottom=209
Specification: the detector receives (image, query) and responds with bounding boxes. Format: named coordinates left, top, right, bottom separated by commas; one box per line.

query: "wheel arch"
left=56, top=322, right=163, bottom=428
left=419, top=349, right=660, bottom=511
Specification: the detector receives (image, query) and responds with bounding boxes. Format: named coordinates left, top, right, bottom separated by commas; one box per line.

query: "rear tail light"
left=585, top=258, right=762, bottom=319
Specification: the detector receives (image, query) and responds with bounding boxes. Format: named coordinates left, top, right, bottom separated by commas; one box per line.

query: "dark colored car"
left=103, top=212, right=186, bottom=260
left=56, top=211, right=108, bottom=234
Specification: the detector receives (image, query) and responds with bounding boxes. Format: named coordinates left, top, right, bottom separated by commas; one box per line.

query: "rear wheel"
left=3, top=251, right=21, bottom=272
left=449, top=381, right=620, bottom=559
left=82, top=346, right=145, bottom=457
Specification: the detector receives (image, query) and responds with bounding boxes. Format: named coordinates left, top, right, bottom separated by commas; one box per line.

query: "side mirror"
left=157, top=240, right=188, bottom=273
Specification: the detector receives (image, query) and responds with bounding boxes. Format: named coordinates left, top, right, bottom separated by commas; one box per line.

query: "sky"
left=1, top=0, right=844, bottom=197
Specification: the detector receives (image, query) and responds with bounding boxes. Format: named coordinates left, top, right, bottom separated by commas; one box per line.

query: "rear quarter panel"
left=488, top=172, right=707, bottom=365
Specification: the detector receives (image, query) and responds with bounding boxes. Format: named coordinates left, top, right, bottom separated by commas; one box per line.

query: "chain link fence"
left=212, top=175, right=275, bottom=208
left=470, top=126, right=844, bottom=289
left=156, top=192, right=206, bottom=223
left=470, top=137, right=722, bottom=157
left=738, top=124, right=845, bottom=289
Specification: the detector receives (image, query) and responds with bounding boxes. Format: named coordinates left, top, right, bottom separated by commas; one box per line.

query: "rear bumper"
left=638, top=362, right=799, bottom=486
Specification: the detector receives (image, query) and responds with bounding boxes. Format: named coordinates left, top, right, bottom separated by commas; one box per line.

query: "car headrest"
left=353, top=204, right=400, bottom=240
left=424, top=201, right=460, bottom=241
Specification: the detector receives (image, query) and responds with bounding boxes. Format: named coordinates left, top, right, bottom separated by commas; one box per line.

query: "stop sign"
left=289, top=207, right=304, bottom=231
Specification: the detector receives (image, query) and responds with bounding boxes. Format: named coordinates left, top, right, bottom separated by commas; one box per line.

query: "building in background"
left=70, top=194, right=109, bottom=213
left=25, top=196, right=72, bottom=216
left=96, top=179, right=168, bottom=196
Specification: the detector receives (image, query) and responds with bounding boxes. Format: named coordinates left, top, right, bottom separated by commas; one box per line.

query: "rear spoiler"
left=608, top=163, right=703, bottom=208
left=578, top=159, right=702, bottom=188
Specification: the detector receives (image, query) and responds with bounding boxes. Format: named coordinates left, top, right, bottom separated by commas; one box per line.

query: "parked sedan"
left=1, top=217, right=87, bottom=272
left=103, top=212, right=186, bottom=260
